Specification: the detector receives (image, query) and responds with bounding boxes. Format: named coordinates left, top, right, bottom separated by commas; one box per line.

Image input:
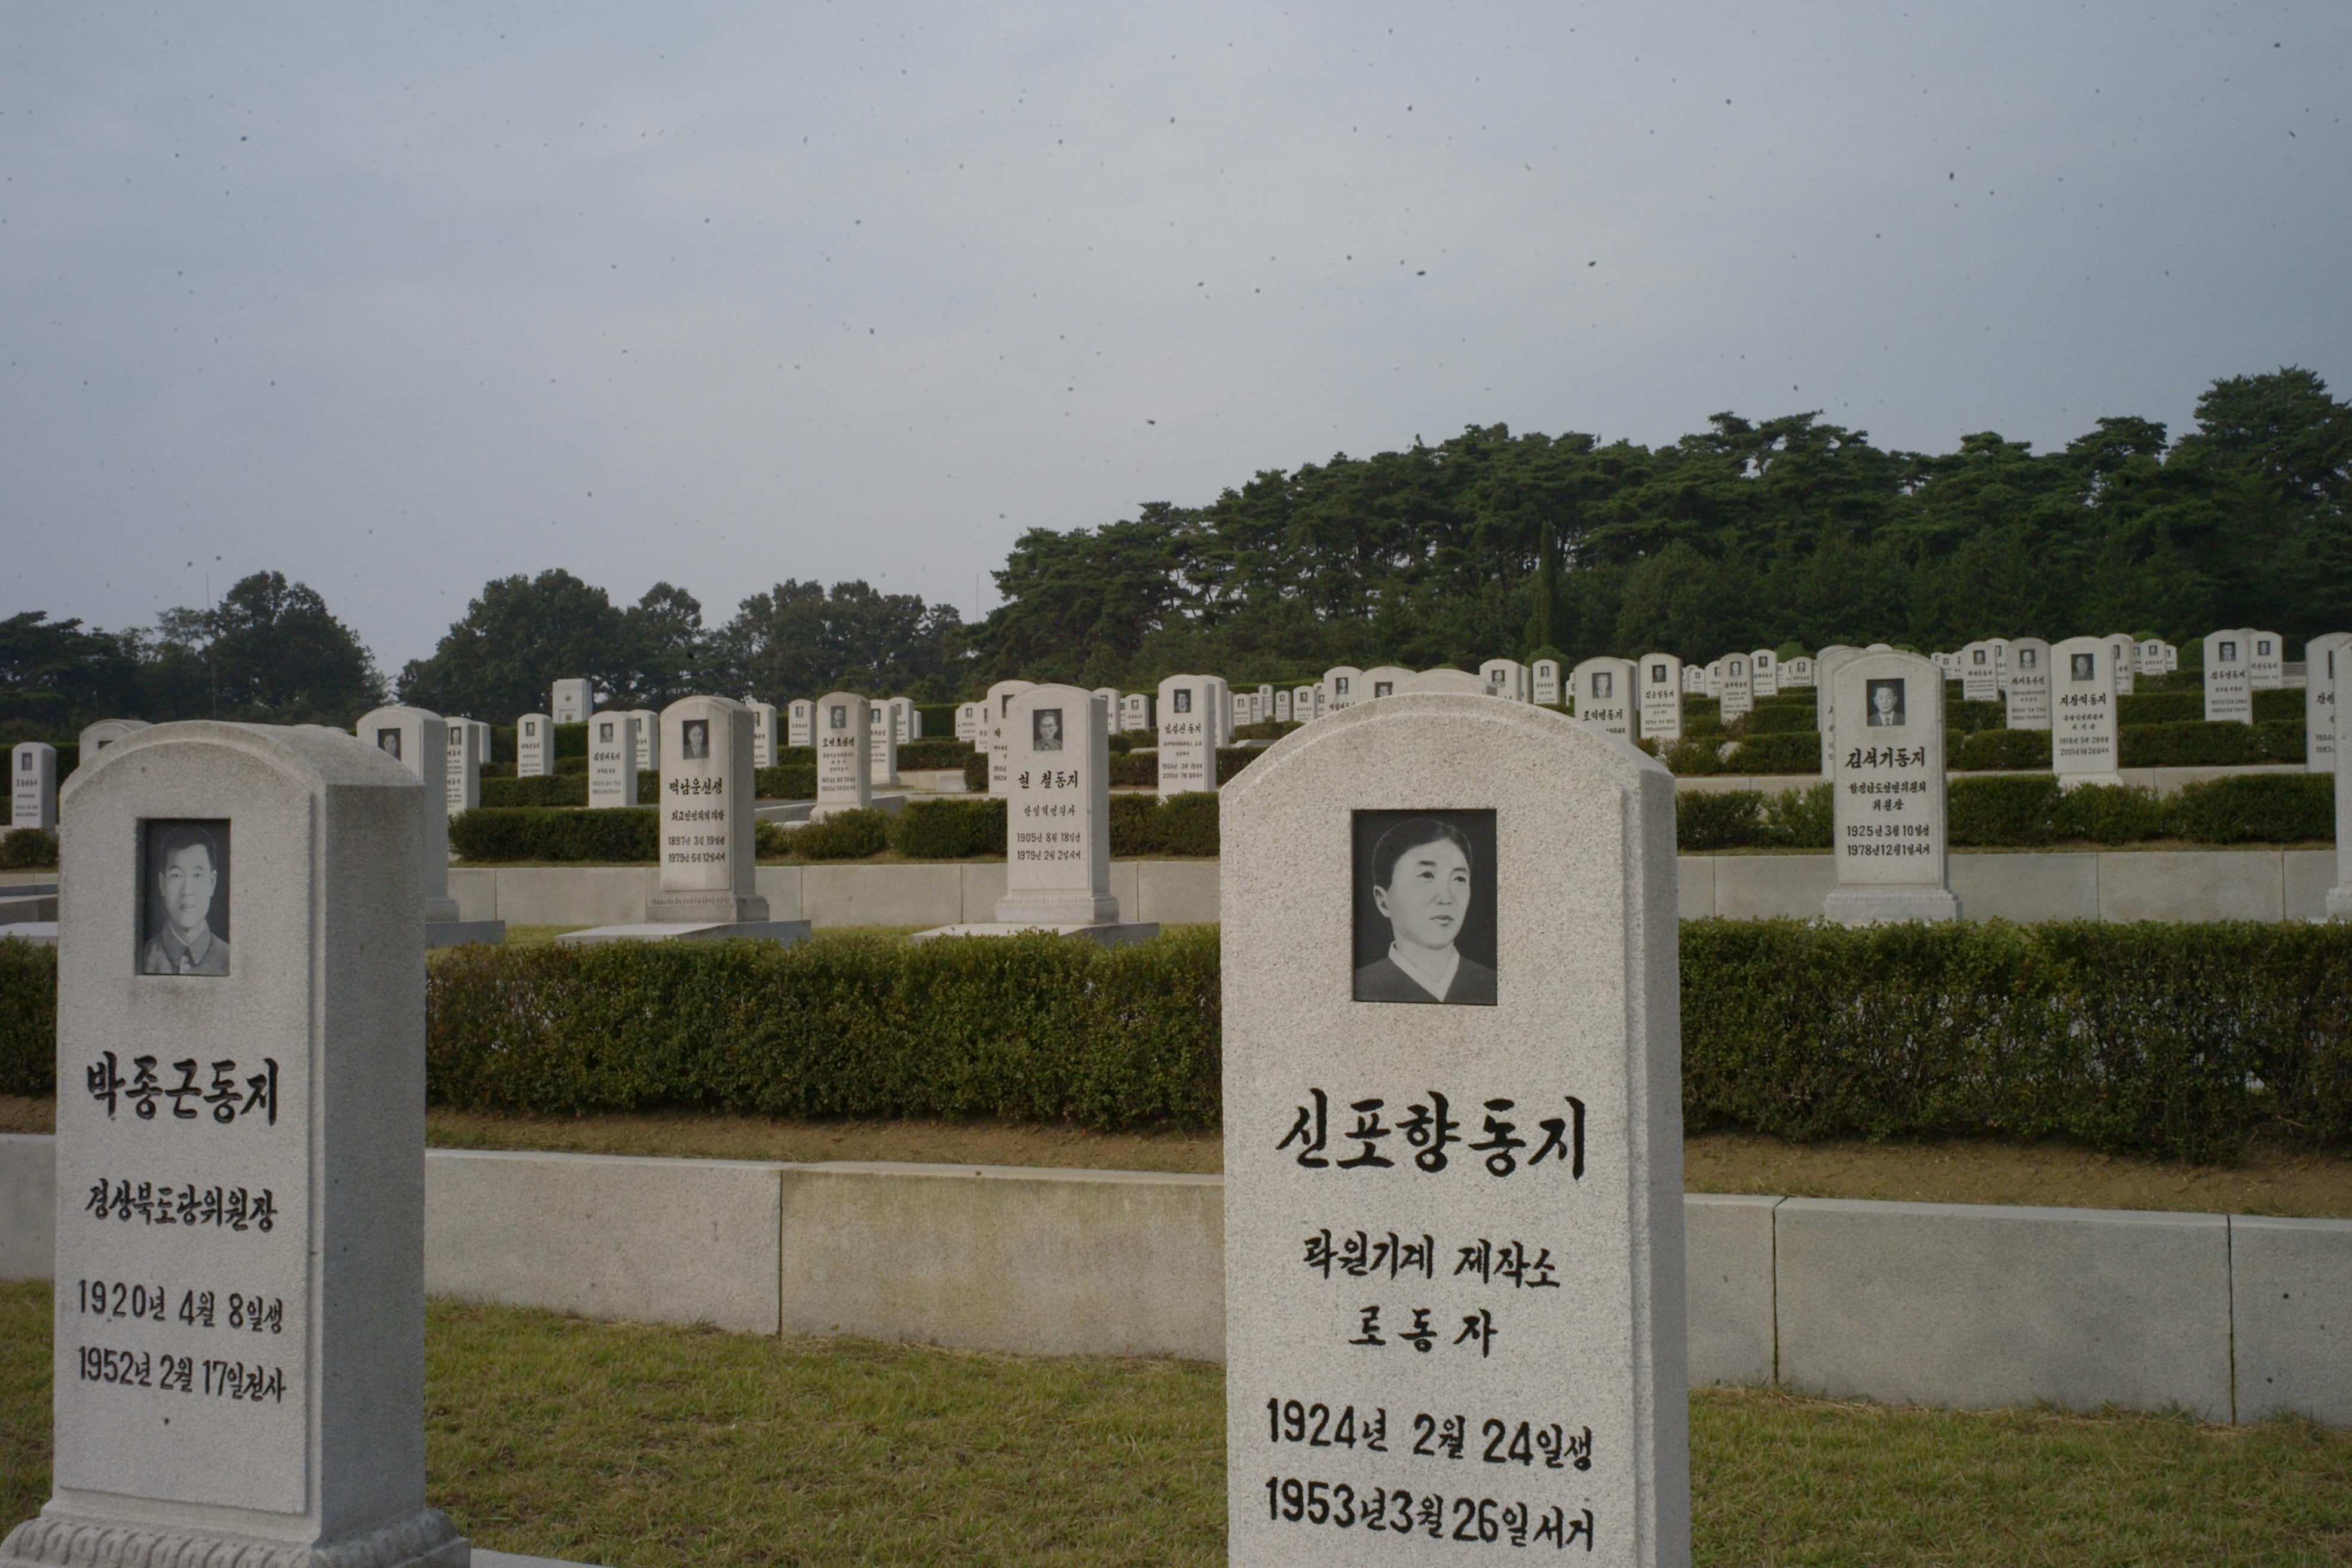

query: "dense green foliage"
left=971, top=369, right=2352, bottom=690
left=396, top=571, right=712, bottom=719
left=0, top=830, right=58, bottom=871
left=0, top=938, right=56, bottom=1095
left=448, top=807, right=660, bottom=863
left=480, top=772, right=659, bottom=808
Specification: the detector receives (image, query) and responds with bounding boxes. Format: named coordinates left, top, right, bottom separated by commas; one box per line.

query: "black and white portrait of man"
left=2219, top=640, right=2238, bottom=663
left=140, top=820, right=231, bottom=978
left=1173, top=688, right=1192, bottom=715
left=375, top=727, right=402, bottom=761
left=1591, top=671, right=1613, bottom=700
left=2071, top=653, right=2096, bottom=681
left=1866, top=678, right=1905, bottom=728
left=1352, top=810, right=1498, bottom=1006
left=1033, top=708, right=1064, bottom=752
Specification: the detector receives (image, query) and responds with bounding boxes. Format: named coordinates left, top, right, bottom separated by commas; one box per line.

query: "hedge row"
left=0, top=829, right=59, bottom=871
left=449, top=807, right=660, bottom=862
left=789, top=794, right=1222, bottom=861
left=480, top=772, right=660, bottom=808
left=1946, top=773, right=2335, bottom=846
left=0, top=936, right=58, bottom=1094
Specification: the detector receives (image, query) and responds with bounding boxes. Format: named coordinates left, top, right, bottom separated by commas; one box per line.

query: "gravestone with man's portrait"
left=354, top=706, right=503, bottom=948
left=2203, top=632, right=2253, bottom=724
left=1823, top=651, right=1959, bottom=924
left=1637, top=656, right=1683, bottom=745
left=1157, top=675, right=1215, bottom=800
left=1717, top=656, right=1752, bottom=722
left=550, top=678, right=591, bottom=725
left=1748, top=648, right=1778, bottom=697
left=867, top=702, right=901, bottom=786
left=1958, top=642, right=1998, bottom=704
left=2, top=721, right=471, bottom=1568
left=2245, top=629, right=2284, bottom=690
left=2003, top=639, right=2052, bottom=730
left=1479, top=658, right=1530, bottom=703
left=587, top=712, right=640, bottom=808
left=514, top=714, right=552, bottom=778
left=791, top=698, right=816, bottom=749
left=1220, top=693, right=1690, bottom=1566
left=1530, top=657, right=1562, bottom=708
left=2048, top=636, right=2123, bottom=789
left=12, top=742, right=57, bottom=832
left=812, top=693, right=874, bottom=819
left=913, top=687, right=1156, bottom=947
left=442, top=721, right=481, bottom=816
left=1324, top=666, right=1364, bottom=714
left=1780, top=656, right=1814, bottom=689
left=1569, top=657, right=1636, bottom=742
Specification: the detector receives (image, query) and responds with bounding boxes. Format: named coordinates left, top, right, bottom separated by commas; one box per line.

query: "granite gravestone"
left=914, top=688, right=1156, bottom=947
left=587, top=713, right=640, bottom=808
left=791, top=699, right=817, bottom=749
left=2305, top=633, right=2352, bottom=772
left=1093, top=688, right=1123, bottom=733
left=1209, top=676, right=1238, bottom=743
left=2103, top=635, right=2137, bottom=696
left=442, top=722, right=480, bottom=817
left=354, top=707, right=502, bottom=948
left=627, top=709, right=661, bottom=771
left=1637, top=657, right=1683, bottom=746
left=1220, top=694, right=1690, bottom=1567
left=514, top=715, right=552, bottom=779
left=1157, top=676, right=1215, bottom=800
left=1748, top=650, right=1778, bottom=697
left=1823, top=651, right=1958, bottom=924
left=1478, top=659, right=1530, bottom=703
left=1569, top=659, right=1636, bottom=742
left=1276, top=690, right=1294, bottom=724
left=1362, top=667, right=1415, bottom=703
left=2048, top=637, right=2122, bottom=789
left=1325, top=667, right=1364, bottom=715
left=1531, top=659, right=1563, bottom=708
left=2246, top=630, right=2284, bottom=690
left=984, top=680, right=1036, bottom=798
left=2004, top=639, right=2053, bottom=730
left=815, top=694, right=874, bottom=818
left=1680, top=666, right=1702, bottom=696
left=0, top=722, right=470, bottom=1568
left=893, top=697, right=923, bottom=743
left=1701, top=662, right=1722, bottom=700
left=78, top=719, right=152, bottom=759
left=11, top=742, right=57, bottom=832
left=1959, top=642, right=1998, bottom=704
left=745, top=702, right=778, bottom=769
left=1122, top=693, right=1154, bottom=733
left=1813, top=646, right=1861, bottom=773
left=2203, top=632, right=2253, bottom=724
left=866, top=701, right=901, bottom=786
left=1258, top=685, right=1279, bottom=725
left=550, top=679, right=590, bottom=725
left=1716, top=657, right=1752, bottom=722
left=1780, top=657, right=1814, bottom=689
left=1989, top=638, right=2014, bottom=696
left=1297, top=685, right=1324, bottom=722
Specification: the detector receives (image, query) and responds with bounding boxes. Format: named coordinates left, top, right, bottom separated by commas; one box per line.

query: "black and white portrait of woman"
left=1351, top=810, right=1498, bottom=1006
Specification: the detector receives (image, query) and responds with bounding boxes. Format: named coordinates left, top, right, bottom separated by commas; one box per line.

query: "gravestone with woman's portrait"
left=2048, top=636, right=2122, bottom=789
left=813, top=693, right=874, bottom=818
left=514, top=714, right=552, bottom=777
left=1156, top=675, right=1215, bottom=799
left=913, top=687, right=1156, bottom=946
left=1220, top=693, right=1689, bottom=1566
left=1823, top=651, right=1959, bottom=924
left=2202, top=632, right=2253, bottom=724
left=1569, top=657, right=1637, bottom=741
left=2004, top=639, right=2053, bottom=730
left=587, top=712, right=640, bottom=808
left=1636, top=656, right=1683, bottom=745
left=4, top=721, right=471, bottom=1568
left=11, top=742, right=57, bottom=832
left=354, top=706, right=503, bottom=948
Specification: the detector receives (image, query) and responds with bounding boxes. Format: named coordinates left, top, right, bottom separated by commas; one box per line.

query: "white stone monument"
left=1531, top=657, right=1563, bottom=706
left=1990, top=636, right=2014, bottom=694
left=2203, top=632, right=2253, bottom=724
left=2048, top=636, right=2123, bottom=789
left=1478, top=657, right=1530, bottom=702
left=1780, top=656, right=1815, bottom=688
left=514, top=714, right=552, bottom=778
left=1823, top=651, right=1958, bottom=923
left=1701, top=660, right=1723, bottom=700
left=866, top=700, right=901, bottom=786
left=2004, top=638, right=2053, bottom=730
left=6, top=722, right=471, bottom=1568
left=2305, top=633, right=2352, bottom=771
left=2103, top=634, right=2136, bottom=696
left=914, top=687, right=1156, bottom=947
left=1296, top=685, right=1324, bottom=722
left=356, top=706, right=504, bottom=947
left=78, top=719, right=152, bottom=758
left=1156, top=675, right=1215, bottom=798
left=2246, top=630, right=2284, bottom=690
left=1680, top=664, right=1703, bottom=695
left=562, top=696, right=806, bottom=946
left=748, top=700, right=780, bottom=768
left=587, top=712, right=640, bottom=808
left=815, top=693, right=875, bottom=818
left=11, top=742, right=57, bottom=832
left=442, top=719, right=480, bottom=816
left=791, top=698, right=817, bottom=749
left=1257, top=684, right=1278, bottom=725
left=1324, top=666, right=1363, bottom=713
left=1717, top=655, right=1753, bottom=721
left=1120, top=693, right=1154, bottom=733
left=626, top=709, right=660, bottom=770
left=1959, top=642, right=1998, bottom=703
left=1209, top=675, right=1237, bottom=743
left=1220, top=694, right=1689, bottom=1567
left=1275, top=690, right=1293, bottom=723
left=1749, top=648, right=1779, bottom=696
left=1569, top=656, right=1636, bottom=741
left=1401, top=669, right=1487, bottom=695
left=1638, top=654, right=1684, bottom=745
left=984, top=679, right=1036, bottom=797
left=550, top=678, right=591, bottom=725
left=1814, top=645, right=1861, bottom=773
left=1360, top=666, right=1413, bottom=703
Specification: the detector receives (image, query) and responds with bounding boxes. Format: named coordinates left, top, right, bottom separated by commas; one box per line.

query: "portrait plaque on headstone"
left=2048, top=636, right=2122, bottom=788
left=2103, top=635, right=2136, bottom=696
left=866, top=700, right=901, bottom=785
left=1531, top=659, right=1563, bottom=708
left=1780, top=656, right=1815, bottom=689
left=1569, top=658, right=1637, bottom=742
left=78, top=719, right=152, bottom=759
left=1221, top=694, right=1689, bottom=1567
left=2246, top=630, right=2284, bottom=690
left=550, top=678, right=591, bottom=725
left=1362, top=667, right=1414, bottom=704
left=2203, top=632, right=2253, bottom=724
left=1121, top=693, right=1154, bottom=733
left=1324, top=666, right=1364, bottom=714
left=2305, top=633, right=2352, bottom=771
left=11, top=742, right=57, bottom=832
left=1478, top=659, right=1530, bottom=703
left=514, top=714, right=552, bottom=779
left=1717, top=656, right=1752, bottom=722
left=1748, top=649, right=1778, bottom=697
left=626, top=708, right=660, bottom=770
left=999, top=687, right=1120, bottom=926
left=1637, top=656, right=1683, bottom=745
left=813, top=692, right=874, bottom=819
left=588, top=712, right=641, bottom=808
left=442, top=721, right=480, bottom=816
left=1823, top=651, right=1958, bottom=923
left=790, top=698, right=816, bottom=749
left=1156, top=675, right=1214, bottom=800
left=1959, top=642, right=1998, bottom=705
left=3, top=722, right=468, bottom=1568
left=648, top=695, right=768, bottom=923
left=2003, top=639, right=2052, bottom=730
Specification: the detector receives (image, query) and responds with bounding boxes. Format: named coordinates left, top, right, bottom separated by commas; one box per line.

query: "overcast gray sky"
left=4, top=2, right=2345, bottom=670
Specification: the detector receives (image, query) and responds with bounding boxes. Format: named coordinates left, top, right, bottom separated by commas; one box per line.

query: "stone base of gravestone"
left=646, top=888, right=771, bottom=924
left=1824, top=886, right=1961, bottom=925
left=427, top=917, right=507, bottom=947
left=554, top=920, right=811, bottom=947
left=908, top=920, right=1159, bottom=947
left=1, top=1512, right=469, bottom=1568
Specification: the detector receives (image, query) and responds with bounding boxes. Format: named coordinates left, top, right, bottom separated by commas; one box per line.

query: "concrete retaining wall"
left=446, top=849, right=2340, bottom=927
left=4, top=1135, right=2347, bottom=1425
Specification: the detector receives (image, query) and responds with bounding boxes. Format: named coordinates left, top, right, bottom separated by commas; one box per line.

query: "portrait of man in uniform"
left=1352, top=811, right=1498, bottom=1006
left=682, top=719, right=711, bottom=760
left=1033, top=708, right=1064, bottom=752
left=1866, top=679, right=1905, bottom=728
left=140, top=820, right=231, bottom=978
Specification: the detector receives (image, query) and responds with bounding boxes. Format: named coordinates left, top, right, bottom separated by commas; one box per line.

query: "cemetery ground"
left=2, top=1282, right=2348, bottom=1565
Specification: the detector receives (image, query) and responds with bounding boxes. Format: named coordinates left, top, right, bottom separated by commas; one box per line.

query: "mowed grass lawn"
left=2, top=1282, right=2347, bottom=1566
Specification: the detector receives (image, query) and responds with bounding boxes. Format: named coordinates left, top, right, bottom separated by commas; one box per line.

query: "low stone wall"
left=2, top=1136, right=2344, bottom=1425
left=444, top=849, right=2338, bottom=928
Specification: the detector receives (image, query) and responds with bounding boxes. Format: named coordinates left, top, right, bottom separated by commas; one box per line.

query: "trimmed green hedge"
left=755, top=764, right=819, bottom=800
left=1674, top=786, right=1832, bottom=850
left=0, top=936, right=57, bottom=1094
left=1952, top=728, right=2052, bottom=771
left=897, top=739, right=972, bottom=771
left=0, top=829, right=59, bottom=871
left=1743, top=704, right=1818, bottom=736
left=449, top=807, right=659, bottom=862
left=481, top=772, right=659, bottom=808
left=792, top=808, right=893, bottom=860
left=2121, top=720, right=2304, bottom=767
left=1723, top=732, right=1822, bottom=774
left=893, top=798, right=1005, bottom=858
left=963, top=754, right=990, bottom=791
